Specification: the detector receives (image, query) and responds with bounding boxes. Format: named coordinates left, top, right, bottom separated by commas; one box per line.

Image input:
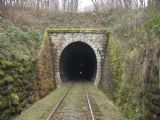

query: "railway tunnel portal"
left=36, top=29, right=109, bottom=96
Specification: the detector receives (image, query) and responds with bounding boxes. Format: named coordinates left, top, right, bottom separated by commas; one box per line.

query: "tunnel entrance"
left=60, top=41, right=97, bottom=82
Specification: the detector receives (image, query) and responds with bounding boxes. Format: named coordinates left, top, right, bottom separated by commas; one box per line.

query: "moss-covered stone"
left=10, top=93, right=19, bottom=105
left=0, top=58, right=37, bottom=119
left=47, top=28, right=107, bottom=33
left=0, top=100, right=8, bottom=109
left=106, top=36, right=141, bottom=119
left=3, top=76, right=14, bottom=84
left=0, top=79, right=5, bottom=85
left=0, top=70, right=5, bottom=78
left=0, top=61, right=16, bottom=70
left=107, top=39, right=160, bottom=120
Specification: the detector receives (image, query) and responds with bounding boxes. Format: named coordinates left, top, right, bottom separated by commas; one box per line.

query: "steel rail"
left=85, top=88, right=95, bottom=120
left=46, top=85, right=72, bottom=120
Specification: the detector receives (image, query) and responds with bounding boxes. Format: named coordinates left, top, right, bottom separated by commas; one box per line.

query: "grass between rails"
left=14, top=82, right=124, bottom=120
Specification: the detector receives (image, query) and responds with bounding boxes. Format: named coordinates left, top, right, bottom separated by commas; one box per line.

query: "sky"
left=78, top=0, right=93, bottom=11
left=78, top=0, right=149, bottom=11
left=59, top=0, right=93, bottom=12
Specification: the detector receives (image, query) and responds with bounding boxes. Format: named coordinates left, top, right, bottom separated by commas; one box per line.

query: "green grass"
left=0, top=17, right=42, bottom=59
left=14, top=83, right=72, bottom=120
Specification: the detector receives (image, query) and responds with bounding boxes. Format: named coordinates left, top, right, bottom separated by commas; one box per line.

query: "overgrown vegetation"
left=107, top=7, right=160, bottom=120
left=0, top=58, right=36, bottom=120
left=0, top=0, right=160, bottom=120
left=0, top=16, right=42, bottom=59
left=109, top=37, right=140, bottom=119
left=0, top=16, right=41, bottom=119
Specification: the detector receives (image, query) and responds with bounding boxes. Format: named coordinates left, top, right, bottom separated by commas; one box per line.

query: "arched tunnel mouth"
left=60, top=41, right=97, bottom=82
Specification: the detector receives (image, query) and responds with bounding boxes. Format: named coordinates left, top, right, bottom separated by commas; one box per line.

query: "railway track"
left=46, top=85, right=73, bottom=120
left=46, top=83, right=95, bottom=120
left=85, top=88, right=95, bottom=120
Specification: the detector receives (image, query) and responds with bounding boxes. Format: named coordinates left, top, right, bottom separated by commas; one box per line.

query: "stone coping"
left=47, top=28, right=108, bottom=33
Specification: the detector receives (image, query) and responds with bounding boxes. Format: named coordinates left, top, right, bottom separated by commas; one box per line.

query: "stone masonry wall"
left=99, top=40, right=113, bottom=97
left=36, top=35, right=56, bottom=97
left=49, top=31, right=108, bottom=86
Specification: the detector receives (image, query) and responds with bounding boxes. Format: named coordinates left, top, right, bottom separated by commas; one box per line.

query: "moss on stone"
left=0, top=70, right=5, bottom=78
left=36, top=31, right=49, bottom=58
left=108, top=36, right=138, bottom=119
left=0, top=79, right=5, bottom=85
left=3, top=76, right=14, bottom=84
left=108, top=35, right=160, bottom=120
left=0, top=60, right=16, bottom=70
left=0, top=100, right=8, bottom=109
left=37, top=28, right=107, bottom=58
left=10, top=93, right=20, bottom=105
left=40, top=31, right=49, bottom=49
left=47, top=28, right=107, bottom=33
left=108, top=36, right=123, bottom=93
left=0, top=58, right=36, bottom=120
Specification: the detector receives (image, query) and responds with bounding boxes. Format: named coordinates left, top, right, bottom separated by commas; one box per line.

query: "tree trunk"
left=158, top=56, right=160, bottom=89
left=62, top=0, right=66, bottom=12
left=155, top=0, right=160, bottom=12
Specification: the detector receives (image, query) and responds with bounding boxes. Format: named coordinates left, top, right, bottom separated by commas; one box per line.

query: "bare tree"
left=91, top=0, right=99, bottom=11
left=62, top=0, right=78, bottom=13
left=62, top=0, right=67, bottom=12
left=155, top=0, right=160, bottom=11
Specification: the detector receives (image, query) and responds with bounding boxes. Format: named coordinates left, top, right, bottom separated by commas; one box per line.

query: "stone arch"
left=54, top=40, right=102, bottom=86
left=48, top=30, right=108, bottom=87
left=59, top=41, right=97, bottom=82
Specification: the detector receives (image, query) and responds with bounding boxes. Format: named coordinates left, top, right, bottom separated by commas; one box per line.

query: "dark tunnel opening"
left=60, top=41, right=97, bottom=82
